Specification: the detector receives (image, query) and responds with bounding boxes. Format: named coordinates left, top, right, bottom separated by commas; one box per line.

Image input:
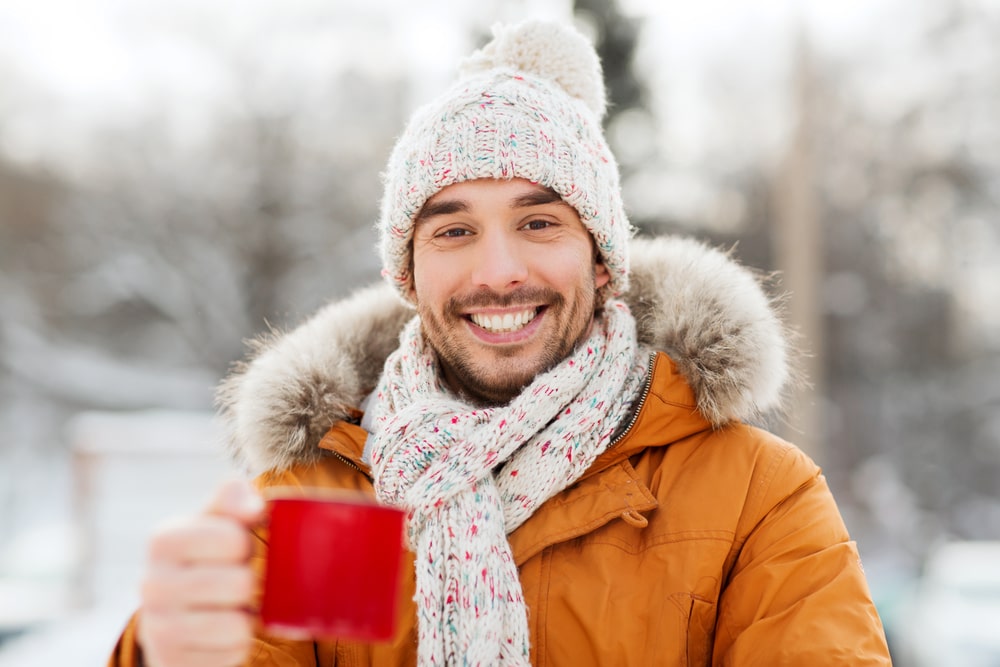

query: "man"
left=110, top=20, right=892, bottom=666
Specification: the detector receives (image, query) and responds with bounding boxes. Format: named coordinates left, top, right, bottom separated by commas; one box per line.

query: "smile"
left=469, top=308, right=538, bottom=333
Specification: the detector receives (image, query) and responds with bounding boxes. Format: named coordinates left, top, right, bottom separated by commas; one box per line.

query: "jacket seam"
left=715, top=446, right=815, bottom=652
left=582, top=531, right=734, bottom=556
left=740, top=444, right=793, bottom=539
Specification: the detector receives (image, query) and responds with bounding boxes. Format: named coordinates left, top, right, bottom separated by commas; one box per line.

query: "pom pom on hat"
left=377, top=20, right=632, bottom=303
left=460, top=21, right=608, bottom=119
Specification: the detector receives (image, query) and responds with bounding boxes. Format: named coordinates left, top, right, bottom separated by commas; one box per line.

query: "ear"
left=594, top=257, right=610, bottom=290
left=405, top=256, right=419, bottom=304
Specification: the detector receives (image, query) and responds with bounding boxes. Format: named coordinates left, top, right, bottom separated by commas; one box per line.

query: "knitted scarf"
left=368, top=300, right=648, bottom=666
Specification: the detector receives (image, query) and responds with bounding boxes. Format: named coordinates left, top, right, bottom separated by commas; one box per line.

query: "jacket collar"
left=218, top=235, right=794, bottom=475
left=314, top=349, right=740, bottom=563
left=316, top=351, right=706, bottom=478
left=316, top=418, right=660, bottom=566
left=583, top=351, right=706, bottom=475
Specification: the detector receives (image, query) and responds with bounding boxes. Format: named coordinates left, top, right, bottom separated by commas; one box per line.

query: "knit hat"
left=377, top=20, right=633, bottom=303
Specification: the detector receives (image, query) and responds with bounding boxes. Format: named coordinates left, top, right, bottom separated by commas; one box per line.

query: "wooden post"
left=772, top=28, right=824, bottom=462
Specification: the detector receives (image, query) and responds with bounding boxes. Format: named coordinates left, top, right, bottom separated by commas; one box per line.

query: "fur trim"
left=625, top=237, right=790, bottom=426
left=216, top=284, right=414, bottom=473
left=218, top=236, right=792, bottom=473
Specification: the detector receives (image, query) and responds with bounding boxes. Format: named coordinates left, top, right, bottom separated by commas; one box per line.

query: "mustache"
left=446, top=287, right=564, bottom=313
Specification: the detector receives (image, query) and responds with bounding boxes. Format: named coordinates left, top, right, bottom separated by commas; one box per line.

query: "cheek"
left=410, top=250, right=432, bottom=303
left=411, top=273, right=429, bottom=306
left=411, top=255, right=455, bottom=307
left=538, top=242, right=604, bottom=285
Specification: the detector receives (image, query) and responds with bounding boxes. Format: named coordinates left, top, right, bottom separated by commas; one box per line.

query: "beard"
left=417, top=282, right=597, bottom=407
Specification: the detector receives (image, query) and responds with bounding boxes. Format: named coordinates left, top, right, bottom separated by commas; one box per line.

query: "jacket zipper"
left=609, top=352, right=657, bottom=447
left=328, top=448, right=369, bottom=478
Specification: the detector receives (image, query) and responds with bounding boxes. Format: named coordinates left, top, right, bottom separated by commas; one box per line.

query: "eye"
left=522, top=219, right=554, bottom=231
left=436, top=227, right=472, bottom=238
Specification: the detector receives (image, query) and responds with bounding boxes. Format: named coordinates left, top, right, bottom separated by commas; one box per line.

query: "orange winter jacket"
left=108, top=237, right=892, bottom=665
left=111, top=352, right=891, bottom=666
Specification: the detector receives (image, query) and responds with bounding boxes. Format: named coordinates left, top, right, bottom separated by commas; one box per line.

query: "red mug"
left=260, top=489, right=407, bottom=642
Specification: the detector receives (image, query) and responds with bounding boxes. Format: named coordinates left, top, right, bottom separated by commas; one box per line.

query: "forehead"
left=419, top=178, right=567, bottom=215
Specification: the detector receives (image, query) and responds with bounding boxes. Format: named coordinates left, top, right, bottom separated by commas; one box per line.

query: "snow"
left=0, top=410, right=238, bottom=665
left=0, top=603, right=134, bottom=667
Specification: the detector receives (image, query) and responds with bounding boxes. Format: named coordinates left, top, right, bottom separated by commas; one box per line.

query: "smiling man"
left=411, top=179, right=608, bottom=405
left=110, top=20, right=892, bottom=667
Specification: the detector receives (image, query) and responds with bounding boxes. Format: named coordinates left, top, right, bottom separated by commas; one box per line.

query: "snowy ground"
left=0, top=603, right=135, bottom=667
left=0, top=410, right=237, bottom=666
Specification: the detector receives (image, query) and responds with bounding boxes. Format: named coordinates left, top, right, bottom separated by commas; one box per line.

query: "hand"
left=137, top=478, right=266, bottom=667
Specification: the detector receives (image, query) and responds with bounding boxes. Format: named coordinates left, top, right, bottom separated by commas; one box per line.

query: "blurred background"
left=1, top=0, right=998, bottom=664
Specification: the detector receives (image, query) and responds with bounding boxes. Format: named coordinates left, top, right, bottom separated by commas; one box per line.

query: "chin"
left=448, top=365, right=537, bottom=406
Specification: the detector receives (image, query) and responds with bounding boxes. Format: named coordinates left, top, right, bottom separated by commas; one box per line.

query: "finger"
left=142, top=564, right=255, bottom=610
left=146, top=646, right=250, bottom=667
left=141, top=608, right=254, bottom=652
left=204, top=478, right=266, bottom=524
left=147, top=515, right=253, bottom=565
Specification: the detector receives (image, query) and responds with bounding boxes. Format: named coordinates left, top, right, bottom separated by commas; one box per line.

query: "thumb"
left=205, top=477, right=266, bottom=524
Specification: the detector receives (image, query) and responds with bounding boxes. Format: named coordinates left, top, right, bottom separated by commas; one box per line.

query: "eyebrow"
left=511, top=188, right=564, bottom=208
left=415, top=187, right=565, bottom=223
left=415, top=198, right=470, bottom=223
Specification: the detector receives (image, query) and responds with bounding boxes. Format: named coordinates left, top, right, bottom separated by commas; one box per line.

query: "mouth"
left=467, top=307, right=541, bottom=334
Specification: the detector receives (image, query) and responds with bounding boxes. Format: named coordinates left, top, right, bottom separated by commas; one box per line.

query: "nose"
left=469, top=230, right=528, bottom=292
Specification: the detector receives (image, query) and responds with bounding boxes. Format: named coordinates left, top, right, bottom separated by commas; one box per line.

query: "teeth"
left=471, top=309, right=537, bottom=333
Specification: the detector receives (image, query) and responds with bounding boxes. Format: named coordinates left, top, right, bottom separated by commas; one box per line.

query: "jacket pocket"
left=686, top=596, right=717, bottom=667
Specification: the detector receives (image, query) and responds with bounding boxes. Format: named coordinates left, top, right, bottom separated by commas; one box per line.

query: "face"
left=410, top=177, right=610, bottom=406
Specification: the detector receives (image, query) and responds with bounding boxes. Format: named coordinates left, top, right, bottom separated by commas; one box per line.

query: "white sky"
left=0, top=0, right=907, bottom=165
left=0, top=0, right=886, bottom=95
left=1, top=0, right=997, bottom=191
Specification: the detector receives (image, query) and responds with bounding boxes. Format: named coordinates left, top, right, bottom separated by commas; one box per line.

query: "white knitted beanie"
left=377, top=20, right=633, bottom=302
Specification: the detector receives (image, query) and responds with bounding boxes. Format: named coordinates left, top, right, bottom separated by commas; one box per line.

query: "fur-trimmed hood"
left=218, top=236, right=793, bottom=474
